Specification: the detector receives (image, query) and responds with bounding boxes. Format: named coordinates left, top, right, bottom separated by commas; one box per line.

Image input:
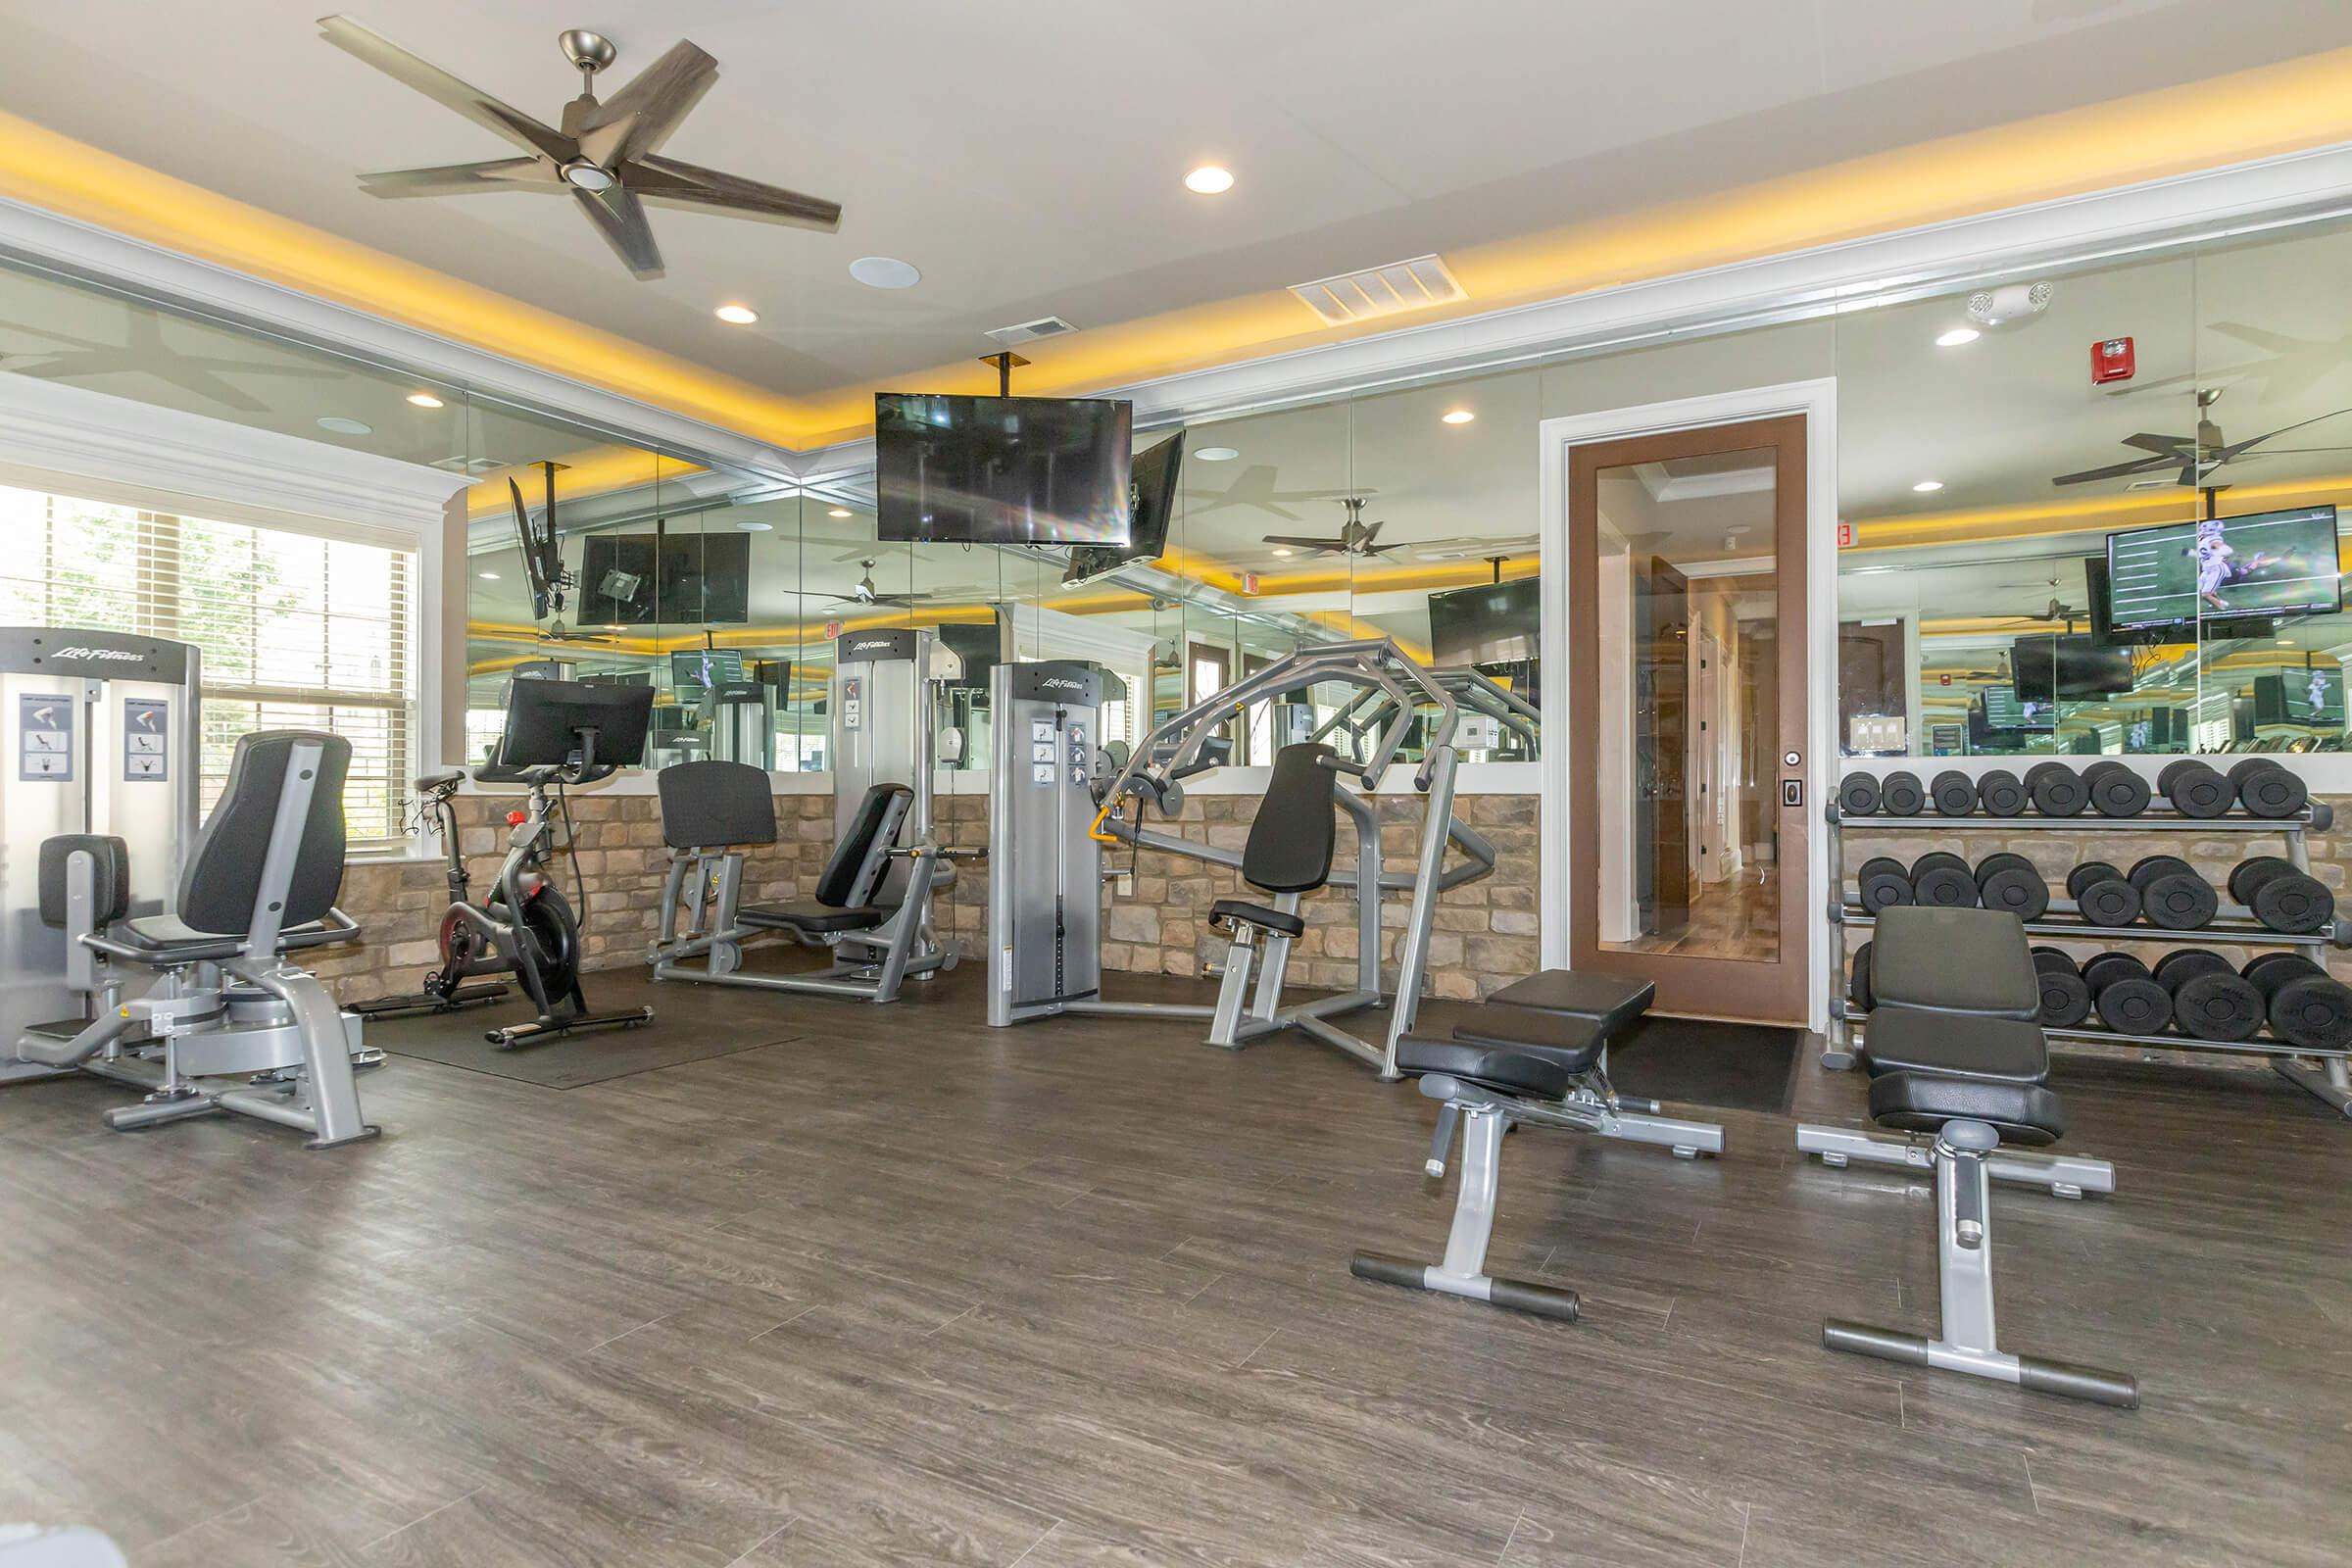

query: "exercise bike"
left=433, top=677, right=657, bottom=1050
left=348, top=769, right=509, bottom=1018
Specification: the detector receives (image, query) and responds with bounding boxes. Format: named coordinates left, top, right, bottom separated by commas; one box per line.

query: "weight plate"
left=1880, top=771, right=1926, bottom=815
left=2094, top=975, right=2172, bottom=1035
left=2172, top=971, right=2265, bottom=1042
left=1928, top=771, right=1976, bottom=816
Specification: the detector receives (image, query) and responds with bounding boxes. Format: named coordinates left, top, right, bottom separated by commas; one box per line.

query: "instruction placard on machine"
left=840, top=676, right=863, bottom=732
left=18, top=694, right=73, bottom=781
left=123, top=698, right=169, bottom=781
left=1032, top=719, right=1055, bottom=786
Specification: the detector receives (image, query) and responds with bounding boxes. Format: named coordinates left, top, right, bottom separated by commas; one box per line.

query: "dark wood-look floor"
left=2, top=966, right=2347, bottom=1568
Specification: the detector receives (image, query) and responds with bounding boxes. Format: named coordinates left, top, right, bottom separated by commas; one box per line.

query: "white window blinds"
left=0, top=485, right=418, bottom=849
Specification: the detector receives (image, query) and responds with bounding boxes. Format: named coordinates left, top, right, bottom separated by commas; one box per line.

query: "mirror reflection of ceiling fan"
left=2051, top=389, right=2352, bottom=488
left=1264, top=497, right=1403, bottom=558
left=317, top=16, right=842, bottom=280
left=0, top=312, right=341, bottom=414
left=831, top=560, right=926, bottom=608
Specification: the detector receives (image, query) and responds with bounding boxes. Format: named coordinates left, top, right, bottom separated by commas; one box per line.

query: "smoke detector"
left=1965, top=281, right=2053, bottom=330
left=985, top=316, right=1077, bottom=348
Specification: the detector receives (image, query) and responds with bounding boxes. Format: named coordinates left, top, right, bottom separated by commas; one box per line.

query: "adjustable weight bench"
left=1798, top=907, right=2137, bottom=1407
left=1350, top=969, right=1726, bottom=1321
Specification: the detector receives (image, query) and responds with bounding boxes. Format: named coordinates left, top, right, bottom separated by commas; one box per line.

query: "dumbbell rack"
left=1823, top=802, right=2352, bottom=1118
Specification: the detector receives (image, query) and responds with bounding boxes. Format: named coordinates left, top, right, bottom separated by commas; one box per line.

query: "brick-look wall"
left=309, top=789, right=1544, bottom=1006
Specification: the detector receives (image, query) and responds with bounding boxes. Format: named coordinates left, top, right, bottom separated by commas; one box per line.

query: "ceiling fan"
left=831, top=560, right=928, bottom=609
left=318, top=17, right=842, bottom=280
left=1263, top=497, right=1404, bottom=559
left=2051, top=389, right=2352, bottom=489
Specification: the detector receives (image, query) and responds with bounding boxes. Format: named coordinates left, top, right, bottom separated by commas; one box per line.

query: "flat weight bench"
left=1350, top=970, right=1727, bottom=1321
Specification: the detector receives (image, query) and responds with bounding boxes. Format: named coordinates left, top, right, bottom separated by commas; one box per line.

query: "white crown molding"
left=0, top=368, right=461, bottom=541
left=0, top=196, right=802, bottom=483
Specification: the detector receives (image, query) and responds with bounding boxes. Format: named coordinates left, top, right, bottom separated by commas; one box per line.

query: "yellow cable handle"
left=1088, top=799, right=1120, bottom=844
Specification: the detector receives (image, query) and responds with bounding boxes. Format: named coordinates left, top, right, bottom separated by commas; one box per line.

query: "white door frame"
left=1538, top=377, right=1838, bottom=1030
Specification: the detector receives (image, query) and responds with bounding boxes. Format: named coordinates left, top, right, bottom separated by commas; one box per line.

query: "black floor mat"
left=1606, top=1014, right=1802, bottom=1115
left=368, top=980, right=799, bottom=1088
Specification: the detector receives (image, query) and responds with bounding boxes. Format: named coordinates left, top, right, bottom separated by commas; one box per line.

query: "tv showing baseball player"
left=2104, top=505, right=2343, bottom=630
left=2285, top=663, right=2346, bottom=725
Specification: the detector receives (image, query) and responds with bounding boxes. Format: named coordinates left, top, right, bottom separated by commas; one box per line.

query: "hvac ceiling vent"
left=1288, top=254, right=1465, bottom=326
left=985, top=316, right=1078, bottom=347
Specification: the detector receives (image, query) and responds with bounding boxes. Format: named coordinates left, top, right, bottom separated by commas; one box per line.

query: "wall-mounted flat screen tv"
left=1428, top=576, right=1540, bottom=666
left=1063, top=429, right=1186, bottom=586
left=580, top=532, right=752, bottom=625
left=2255, top=667, right=2347, bottom=725
left=1979, top=687, right=2055, bottom=731
left=2012, top=635, right=2133, bottom=702
left=875, top=393, right=1133, bottom=546
left=670, top=648, right=746, bottom=691
left=2104, top=504, right=2342, bottom=630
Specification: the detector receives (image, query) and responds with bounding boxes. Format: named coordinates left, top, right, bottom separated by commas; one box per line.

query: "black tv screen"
left=1979, top=687, right=2054, bottom=731
left=580, top=532, right=751, bottom=625
left=2104, top=504, right=2342, bottom=630
left=669, top=648, right=745, bottom=691
left=1064, top=429, right=1186, bottom=586
left=2012, top=635, right=2132, bottom=702
left=2257, top=667, right=2346, bottom=725
left=1428, top=577, right=1539, bottom=665
left=875, top=393, right=1133, bottom=545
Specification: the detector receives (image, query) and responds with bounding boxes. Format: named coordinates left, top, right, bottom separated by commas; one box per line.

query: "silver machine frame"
left=0, top=628, right=377, bottom=1149
left=651, top=627, right=964, bottom=1004
left=1311, top=664, right=1539, bottom=760
left=988, top=638, right=1497, bottom=1077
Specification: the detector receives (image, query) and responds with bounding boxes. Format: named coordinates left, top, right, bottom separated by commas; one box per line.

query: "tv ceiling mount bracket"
left=977, top=351, right=1031, bottom=397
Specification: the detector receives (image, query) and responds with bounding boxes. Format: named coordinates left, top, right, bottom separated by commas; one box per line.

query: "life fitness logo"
left=1039, top=677, right=1085, bottom=694
left=848, top=638, right=894, bottom=657
left=51, top=647, right=144, bottom=662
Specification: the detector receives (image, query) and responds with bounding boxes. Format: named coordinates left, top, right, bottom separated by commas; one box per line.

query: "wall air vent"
left=984, top=316, right=1078, bottom=348
left=1288, top=254, right=1465, bottom=326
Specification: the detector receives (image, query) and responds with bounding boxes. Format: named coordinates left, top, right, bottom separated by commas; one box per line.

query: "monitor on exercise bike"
left=497, top=678, right=655, bottom=774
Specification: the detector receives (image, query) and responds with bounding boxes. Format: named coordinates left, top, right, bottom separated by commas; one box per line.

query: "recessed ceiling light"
left=316, top=416, right=371, bottom=436
left=406, top=392, right=445, bottom=409
left=1442, top=410, right=1476, bottom=425
left=477, top=571, right=500, bottom=580
left=1912, top=479, right=1945, bottom=493
left=850, top=256, right=921, bottom=289
left=738, top=519, right=773, bottom=531
left=1936, top=327, right=1980, bottom=348
left=828, top=508, right=853, bottom=518
left=714, top=304, right=760, bottom=325
left=1185, top=165, right=1235, bottom=195
left=1195, top=446, right=1239, bottom=462
left=1270, top=547, right=1294, bottom=557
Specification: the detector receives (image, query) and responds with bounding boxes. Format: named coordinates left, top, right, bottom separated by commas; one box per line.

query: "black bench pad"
left=1861, top=1006, right=2049, bottom=1086
left=1394, top=1038, right=1574, bottom=1100
left=1209, top=899, right=1304, bottom=938
left=1867, top=906, right=2039, bottom=1020
left=740, top=902, right=885, bottom=935
left=1488, top=969, right=1654, bottom=1037
left=1450, top=1007, right=1602, bottom=1073
left=1870, top=1070, right=2066, bottom=1147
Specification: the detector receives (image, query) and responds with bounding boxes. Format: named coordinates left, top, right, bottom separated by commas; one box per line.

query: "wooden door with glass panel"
left=1568, top=416, right=1810, bottom=1022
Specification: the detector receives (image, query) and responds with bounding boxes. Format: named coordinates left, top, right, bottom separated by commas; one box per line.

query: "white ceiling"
left=7, top=0, right=2348, bottom=401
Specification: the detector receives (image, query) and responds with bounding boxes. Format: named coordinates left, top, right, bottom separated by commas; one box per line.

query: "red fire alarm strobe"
left=2092, top=336, right=2135, bottom=384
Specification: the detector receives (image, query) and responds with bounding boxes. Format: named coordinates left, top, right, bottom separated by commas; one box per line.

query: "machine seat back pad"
left=1449, top=1007, right=1603, bottom=1073
left=1208, top=898, right=1305, bottom=938
left=1869, top=1069, right=2066, bottom=1147
left=1487, top=969, right=1655, bottom=1036
left=1868, top=906, right=2039, bottom=1019
left=1861, top=1006, right=2050, bottom=1085
left=1395, top=1038, right=1575, bottom=1100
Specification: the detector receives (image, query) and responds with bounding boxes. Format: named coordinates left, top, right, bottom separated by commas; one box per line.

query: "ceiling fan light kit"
left=318, top=17, right=844, bottom=280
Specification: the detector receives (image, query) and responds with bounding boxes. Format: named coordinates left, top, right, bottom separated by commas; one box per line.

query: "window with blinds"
left=0, top=485, right=418, bottom=849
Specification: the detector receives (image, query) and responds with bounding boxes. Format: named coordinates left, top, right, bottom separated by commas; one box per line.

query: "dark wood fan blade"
left=1261, top=536, right=1340, bottom=549
left=572, top=187, right=664, bottom=278
left=2051, top=455, right=2170, bottom=485
left=630, top=153, right=842, bottom=229
left=318, top=16, right=573, bottom=164
left=576, top=40, right=716, bottom=168
left=357, top=157, right=564, bottom=197
left=2119, top=432, right=2192, bottom=455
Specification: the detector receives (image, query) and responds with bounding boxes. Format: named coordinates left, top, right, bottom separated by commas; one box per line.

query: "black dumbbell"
left=1976, top=852, right=2049, bottom=921
left=2129, top=855, right=2218, bottom=930
left=2228, top=757, right=2307, bottom=819
left=2243, top=953, right=2352, bottom=1051
left=2227, top=856, right=2335, bottom=935
left=2023, top=761, right=2088, bottom=817
left=1838, top=772, right=1882, bottom=816
left=1910, top=851, right=1978, bottom=908
left=2082, top=760, right=2152, bottom=818
left=2066, top=860, right=2143, bottom=928
left=1928, top=770, right=1976, bottom=816
left=1976, top=768, right=2027, bottom=817
left=2152, top=948, right=2265, bottom=1042
left=1848, top=941, right=1875, bottom=1012
left=1855, top=857, right=1914, bottom=914
left=2082, top=952, right=2171, bottom=1035
left=1880, top=770, right=1926, bottom=816
left=2157, top=759, right=2234, bottom=818
left=2031, top=946, right=2090, bottom=1028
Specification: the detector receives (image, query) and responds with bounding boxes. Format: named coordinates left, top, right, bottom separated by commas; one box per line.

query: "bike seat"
left=414, top=768, right=466, bottom=794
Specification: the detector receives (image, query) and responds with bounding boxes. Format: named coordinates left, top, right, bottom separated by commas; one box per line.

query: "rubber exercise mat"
left=1605, top=1014, right=1802, bottom=1115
